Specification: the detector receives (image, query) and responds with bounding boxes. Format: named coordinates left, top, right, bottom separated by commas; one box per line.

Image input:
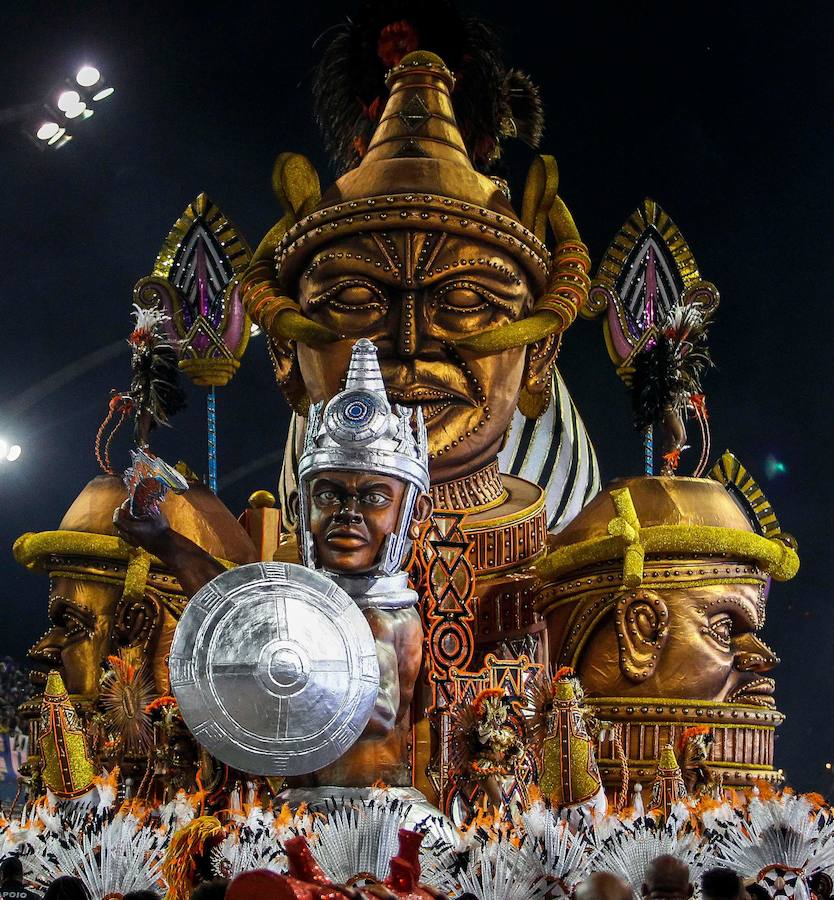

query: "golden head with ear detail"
left=15, top=475, right=257, bottom=705
left=241, top=51, right=590, bottom=479
left=535, top=467, right=797, bottom=790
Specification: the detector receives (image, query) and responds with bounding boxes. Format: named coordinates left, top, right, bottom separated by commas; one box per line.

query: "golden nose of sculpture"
left=733, top=632, right=780, bottom=672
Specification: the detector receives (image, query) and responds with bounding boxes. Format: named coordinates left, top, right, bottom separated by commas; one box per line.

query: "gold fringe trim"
left=14, top=530, right=238, bottom=609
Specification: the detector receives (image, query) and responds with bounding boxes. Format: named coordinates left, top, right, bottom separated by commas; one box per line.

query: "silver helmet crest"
left=297, top=338, right=429, bottom=576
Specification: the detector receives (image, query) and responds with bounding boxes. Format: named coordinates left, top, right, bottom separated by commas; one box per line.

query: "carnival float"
left=3, top=4, right=827, bottom=899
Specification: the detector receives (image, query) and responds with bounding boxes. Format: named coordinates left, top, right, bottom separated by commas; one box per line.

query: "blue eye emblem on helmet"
left=345, top=398, right=372, bottom=424
left=325, top=389, right=390, bottom=446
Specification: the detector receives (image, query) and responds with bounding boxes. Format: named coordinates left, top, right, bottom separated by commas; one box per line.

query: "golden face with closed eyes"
left=295, top=230, right=551, bottom=483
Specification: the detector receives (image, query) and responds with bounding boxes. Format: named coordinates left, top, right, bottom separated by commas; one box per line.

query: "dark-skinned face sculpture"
left=308, top=471, right=411, bottom=575
left=242, top=51, right=591, bottom=487
left=297, top=337, right=432, bottom=577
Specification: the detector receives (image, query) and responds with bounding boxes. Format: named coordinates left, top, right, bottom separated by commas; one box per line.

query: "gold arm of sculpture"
left=457, top=152, right=589, bottom=353
left=242, top=256, right=341, bottom=348
left=241, top=241, right=341, bottom=348
left=240, top=153, right=341, bottom=347
left=272, top=151, right=322, bottom=220
left=521, top=155, right=559, bottom=243
left=456, top=234, right=591, bottom=353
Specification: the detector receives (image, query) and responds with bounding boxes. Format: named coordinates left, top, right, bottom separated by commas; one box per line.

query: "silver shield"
left=169, top=562, right=380, bottom=776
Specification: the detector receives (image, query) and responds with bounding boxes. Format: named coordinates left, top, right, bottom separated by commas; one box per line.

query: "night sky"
left=1, top=2, right=832, bottom=792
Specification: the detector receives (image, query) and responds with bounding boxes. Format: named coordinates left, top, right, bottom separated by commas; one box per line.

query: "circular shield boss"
left=169, top=562, right=380, bottom=776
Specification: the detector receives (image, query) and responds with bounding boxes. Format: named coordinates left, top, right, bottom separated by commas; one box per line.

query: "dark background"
left=0, top=2, right=832, bottom=792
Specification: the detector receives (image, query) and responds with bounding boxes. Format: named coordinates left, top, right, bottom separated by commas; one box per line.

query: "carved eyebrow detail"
left=701, top=594, right=759, bottom=628
left=48, top=593, right=93, bottom=619
left=47, top=594, right=96, bottom=640
left=427, top=256, right=523, bottom=286
left=359, top=483, right=397, bottom=494
left=302, top=245, right=391, bottom=278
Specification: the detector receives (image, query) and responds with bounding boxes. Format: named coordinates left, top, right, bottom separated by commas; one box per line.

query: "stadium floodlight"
left=36, top=121, right=60, bottom=140
left=75, top=65, right=100, bottom=87
left=19, top=63, right=113, bottom=151
left=64, top=101, right=87, bottom=119
left=47, top=128, right=71, bottom=148
left=57, top=89, right=80, bottom=112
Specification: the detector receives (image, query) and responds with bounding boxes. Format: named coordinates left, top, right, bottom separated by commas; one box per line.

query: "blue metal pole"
left=207, top=387, right=218, bottom=492
left=644, top=425, right=653, bottom=476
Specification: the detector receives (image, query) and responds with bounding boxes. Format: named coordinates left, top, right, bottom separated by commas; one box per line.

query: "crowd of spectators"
left=0, top=852, right=828, bottom=900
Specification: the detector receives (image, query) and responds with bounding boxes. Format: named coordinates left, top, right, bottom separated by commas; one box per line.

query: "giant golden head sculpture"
left=535, top=456, right=799, bottom=788
left=242, top=50, right=590, bottom=485
left=15, top=474, right=257, bottom=705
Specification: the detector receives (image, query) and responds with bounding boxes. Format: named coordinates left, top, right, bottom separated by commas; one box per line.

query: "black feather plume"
left=312, top=0, right=544, bottom=175
left=630, top=303, right=714, bottom=433
left=137, top=344, right=186, bottom=426
left=501, top=69, right=544, bottom=148
left=128, top=307, right=186, bottom=447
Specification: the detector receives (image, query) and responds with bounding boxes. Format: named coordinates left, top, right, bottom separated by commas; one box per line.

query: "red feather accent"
left=689, top=393, right=708, bottom=418
left=472, top=687, right=505, bottom=715
left=362, top=95, right=384, bottom=122
left=377, top=20, right=420, bottom=67
left=677, top=724, right=710, bottom=754
left=663, top=448, right=681, bottom=470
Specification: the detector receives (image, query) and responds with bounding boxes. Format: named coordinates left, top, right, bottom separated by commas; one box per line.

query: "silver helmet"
left=297, top=338, right=430, bottom=576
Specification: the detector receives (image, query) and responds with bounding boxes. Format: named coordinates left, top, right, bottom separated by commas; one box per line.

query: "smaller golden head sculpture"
left=38, top=670, right=97, bottom=799
left=15, top=474, right=257, bottom=706
left=242, top=50, right=591, bottom=485
left=535, top=456, right=799, bottom=787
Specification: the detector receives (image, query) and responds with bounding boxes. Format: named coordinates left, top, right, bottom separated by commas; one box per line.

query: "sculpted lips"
left=382, top=363, right=475, bottom=405
left=325, top=528, right=369, bottom=549
left=382, top=363, right=478, bottom=424
left=728, top=677, right=776, bottom=707
left=386, top=384, right=473, bottom=405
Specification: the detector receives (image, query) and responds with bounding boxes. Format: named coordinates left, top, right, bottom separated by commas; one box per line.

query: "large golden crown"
left=243, top=51, right=591, bottom=358
left=277, top=51, right=549, bottom=291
